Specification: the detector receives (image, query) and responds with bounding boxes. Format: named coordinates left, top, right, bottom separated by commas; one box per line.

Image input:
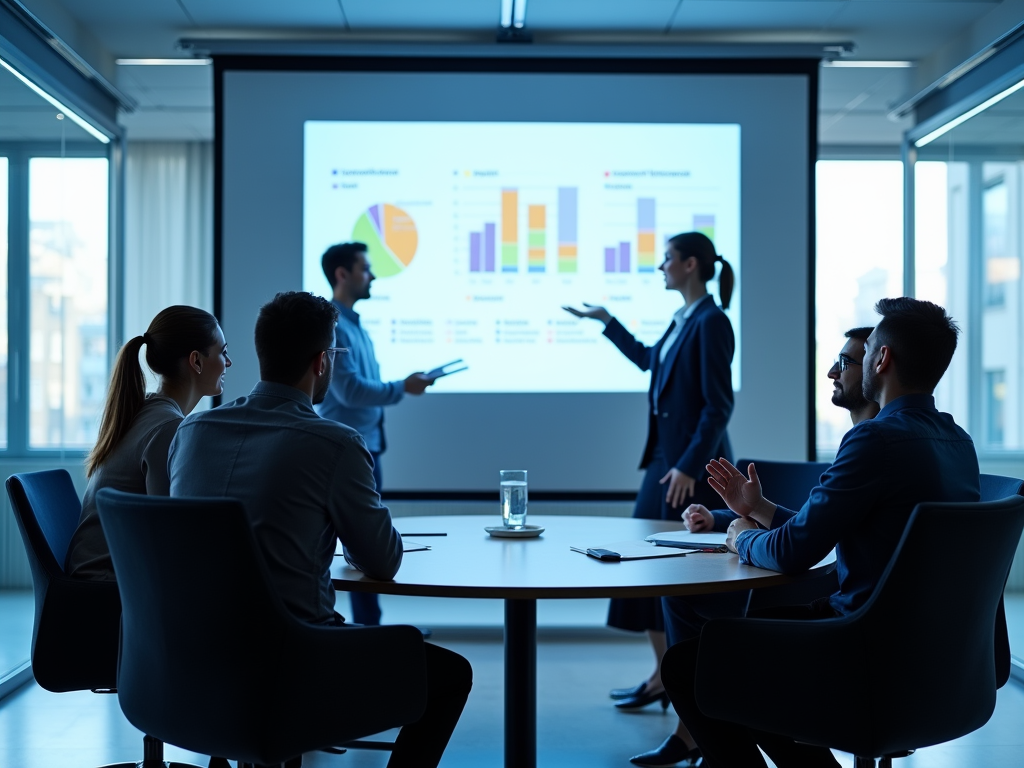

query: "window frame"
left=907, top=142, right=1024, bottom=461
left=1, top=140, right=121, bottom=458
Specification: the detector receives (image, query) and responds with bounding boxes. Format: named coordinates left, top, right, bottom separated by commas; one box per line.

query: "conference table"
left=331, top=515, right=835, bottom=768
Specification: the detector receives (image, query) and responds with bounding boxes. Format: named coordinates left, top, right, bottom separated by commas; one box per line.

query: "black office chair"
left=734, top=459, right=839, bottom=611
left=980, top=473, right=1024, bottom=689
left=95, top=489, right=429, bottom=768
left=5, top=469, right=200, bottom=768
left=693, top=495, right=1024, bottom=768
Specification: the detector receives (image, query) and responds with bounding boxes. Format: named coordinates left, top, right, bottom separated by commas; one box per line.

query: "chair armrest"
left=695, top=615, right=870, bottom=750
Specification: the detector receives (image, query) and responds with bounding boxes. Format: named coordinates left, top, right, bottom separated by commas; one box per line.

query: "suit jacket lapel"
left=656, top=298, right=713, bottom=400
left=650, top=322, right=676, bottom=407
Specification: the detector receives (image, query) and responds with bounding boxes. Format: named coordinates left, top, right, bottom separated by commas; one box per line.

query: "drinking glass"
left=500, top=470, right=528, bottom=529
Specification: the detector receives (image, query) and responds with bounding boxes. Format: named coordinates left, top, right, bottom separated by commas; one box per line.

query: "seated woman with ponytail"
left=65, top=306, right=231, bottom=581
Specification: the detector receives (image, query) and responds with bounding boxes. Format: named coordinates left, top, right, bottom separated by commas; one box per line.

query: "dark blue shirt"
left=736, top=394, right=979, bottom=616
left=169, top=382, right=403, bottom=625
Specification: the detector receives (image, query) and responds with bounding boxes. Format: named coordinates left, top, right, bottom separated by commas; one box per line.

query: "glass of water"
left=500, top=470, right=528, bottom=529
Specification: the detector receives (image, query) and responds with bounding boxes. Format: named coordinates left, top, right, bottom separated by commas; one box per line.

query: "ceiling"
left=16, top=0, right=1021, bottom=144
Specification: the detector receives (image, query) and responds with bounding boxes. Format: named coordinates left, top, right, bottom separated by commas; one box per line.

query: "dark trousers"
left=389, top=643, right=473, bottom=768
left=349, top=452, right=384, bottom=626
left=662, top=600, right=841, bottom=768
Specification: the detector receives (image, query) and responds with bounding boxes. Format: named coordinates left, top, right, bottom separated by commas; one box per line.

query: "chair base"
left=854, top=750, right=915, bottom=768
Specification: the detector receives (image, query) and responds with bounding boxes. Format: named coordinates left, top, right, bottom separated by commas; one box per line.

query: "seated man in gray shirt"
left=169, top=291, right=471, bottom=768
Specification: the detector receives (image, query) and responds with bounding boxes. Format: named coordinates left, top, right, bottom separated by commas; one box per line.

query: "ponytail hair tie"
left=716, top=255, right=724, bottom=263
left=141, top=332, right=151, bottom=344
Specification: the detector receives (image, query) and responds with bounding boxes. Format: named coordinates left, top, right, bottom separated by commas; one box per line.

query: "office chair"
left=980, top=473, right=1024, bottom=689
left=6, top=469, right=200, bottom=768
left=693, top=495, right=1024, bottom=768
left=95, top=489, right=428, bottom=768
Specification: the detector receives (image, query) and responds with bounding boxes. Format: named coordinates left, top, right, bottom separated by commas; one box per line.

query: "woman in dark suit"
left=564, top=231, right=735, bottom=765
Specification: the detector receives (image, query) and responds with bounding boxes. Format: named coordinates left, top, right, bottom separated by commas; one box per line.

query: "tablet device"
left=426, top=359, right=469, bottom=379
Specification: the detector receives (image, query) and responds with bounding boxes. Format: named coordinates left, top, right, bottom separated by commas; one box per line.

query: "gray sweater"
left=65, top=395, right=184, bottom=580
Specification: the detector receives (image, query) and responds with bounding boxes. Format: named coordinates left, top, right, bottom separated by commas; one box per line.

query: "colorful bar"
left=619, top=242, right=631, bottom=273
left=501, top=189, right=518, bottom=272
left=528, top=204, right=546, bottom=273
left=604, top=247, right=617, bottom=273
left=484, top=222, right=496, bottom=272
left=470, top=232, right=482, bottom=272
left=693, top=214, right=715, bottom=242
left=637, top=197, right=656, bottom=272
left=557, top=187, right=579, bottom=273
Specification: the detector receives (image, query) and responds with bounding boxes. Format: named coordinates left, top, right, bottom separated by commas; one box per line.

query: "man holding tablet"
left=318, top=241, right=438, bottom=626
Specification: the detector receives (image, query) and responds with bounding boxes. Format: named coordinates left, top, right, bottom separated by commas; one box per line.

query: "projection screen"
left=217, top=55, right=816, bottom=494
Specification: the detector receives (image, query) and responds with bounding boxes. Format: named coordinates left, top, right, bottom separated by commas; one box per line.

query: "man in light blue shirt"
left=317, top=242, right=436, bottom=624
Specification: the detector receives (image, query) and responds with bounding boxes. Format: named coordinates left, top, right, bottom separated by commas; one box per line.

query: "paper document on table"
left=569, top=541, right=692, bottom=561
left=402, top=539, right=431, bottom=553
left=644, top=531, right=729, bottom=552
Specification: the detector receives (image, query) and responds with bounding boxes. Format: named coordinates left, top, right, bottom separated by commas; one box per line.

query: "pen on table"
left=399, top=532, right=448, bottom=537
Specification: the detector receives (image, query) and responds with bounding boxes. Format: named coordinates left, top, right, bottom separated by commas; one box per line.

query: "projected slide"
left=303, top=121, right=740, bottom=393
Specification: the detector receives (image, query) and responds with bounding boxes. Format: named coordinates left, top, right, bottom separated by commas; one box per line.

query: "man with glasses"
left=318, top=242, right=438, bottom=626
left=169, top=292, right=473, bottom=768
left=827, top=326, right=880, bottom=426
left=660, top=298, right=979, bottom=768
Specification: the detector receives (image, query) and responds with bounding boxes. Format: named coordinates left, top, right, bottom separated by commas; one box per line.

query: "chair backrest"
left=5, top=470, right=120, bottom=691
left=96, top=488, right=428, bottom=764
left=979, top=473, right=1024, bottom=688
left=735, top=458, right=831, bottom=512
left=980, top=473, right=1024, bottom=502
left=852, top=495, right=1024, bottom=754
left=6, top=470, right=81, bottom=577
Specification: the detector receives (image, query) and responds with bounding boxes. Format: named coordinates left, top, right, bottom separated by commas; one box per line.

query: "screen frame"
left=212, top=53, right=819, bottom=499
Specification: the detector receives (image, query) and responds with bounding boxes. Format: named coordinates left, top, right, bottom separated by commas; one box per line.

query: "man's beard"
left=861, top=367, right=881, bottom=405
left=832, top=385, right=870, bottom=412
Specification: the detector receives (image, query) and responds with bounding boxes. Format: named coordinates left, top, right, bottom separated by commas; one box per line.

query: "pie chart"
left=351, top=203, right=418, bottom=278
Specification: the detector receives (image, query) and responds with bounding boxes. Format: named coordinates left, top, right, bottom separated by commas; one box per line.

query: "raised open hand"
left=561, top=303, right=611, bottom=324
left=705, top=458, right=764, bottom=518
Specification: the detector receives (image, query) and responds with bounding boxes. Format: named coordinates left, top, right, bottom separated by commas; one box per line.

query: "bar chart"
left=469, top=222, right=497, bottom=273
left=557, top=187, right=578, bottom=273
left=637, top=198, right=657, bottom=272
left=501, top=189, right=518, bottom=272
left=528, top=205, right=546, bottom=272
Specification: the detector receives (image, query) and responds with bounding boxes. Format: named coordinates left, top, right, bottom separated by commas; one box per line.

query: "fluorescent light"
left=500, top=0, right=513, bottom=28
left=0, top=57, right=109, bottom=144
left=824, top=60, right=914, bottom=68
left=513, top=0, right=527, bottom=28
left=116, top=58, right=212, bottom=66
left=915, top=76, right=1024, bottom=147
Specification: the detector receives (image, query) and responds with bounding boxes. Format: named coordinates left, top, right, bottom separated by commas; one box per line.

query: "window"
left=915, top=155, right=1022, bottom=453
left=27, top=158, right=108, bottom=448
left=985, top=370, right=1006, bottom=447
left=0, top=157, right=7, bottom=449
left=0, top=59, right=112, bottom=456
left=815, top=160, right=904, bottom=453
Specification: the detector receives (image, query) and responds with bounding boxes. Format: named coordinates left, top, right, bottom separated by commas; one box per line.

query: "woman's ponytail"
left=716, top=255, right=735, bottom=310
left=86, top=336, right=147, bottom=476
left=667, top=232, right=737, bottom=310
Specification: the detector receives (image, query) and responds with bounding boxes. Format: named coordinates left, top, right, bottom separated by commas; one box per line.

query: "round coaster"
left=485, top=525, right=545, bottom=538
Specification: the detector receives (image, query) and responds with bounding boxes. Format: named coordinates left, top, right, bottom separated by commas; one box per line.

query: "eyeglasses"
left=834, top=353, right=862, bottom=372
left=325, top=347, right=348, bottom=359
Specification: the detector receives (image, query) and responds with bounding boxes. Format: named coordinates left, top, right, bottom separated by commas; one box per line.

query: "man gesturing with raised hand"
left=659, top=298, right=981, bottom=768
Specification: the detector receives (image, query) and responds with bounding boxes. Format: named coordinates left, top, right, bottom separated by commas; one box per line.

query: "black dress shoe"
left=614, top=687, right=670, bottom=711
left=610, top=681, right=649, bottom=700
left=630, top=735, right=701, bottom=767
